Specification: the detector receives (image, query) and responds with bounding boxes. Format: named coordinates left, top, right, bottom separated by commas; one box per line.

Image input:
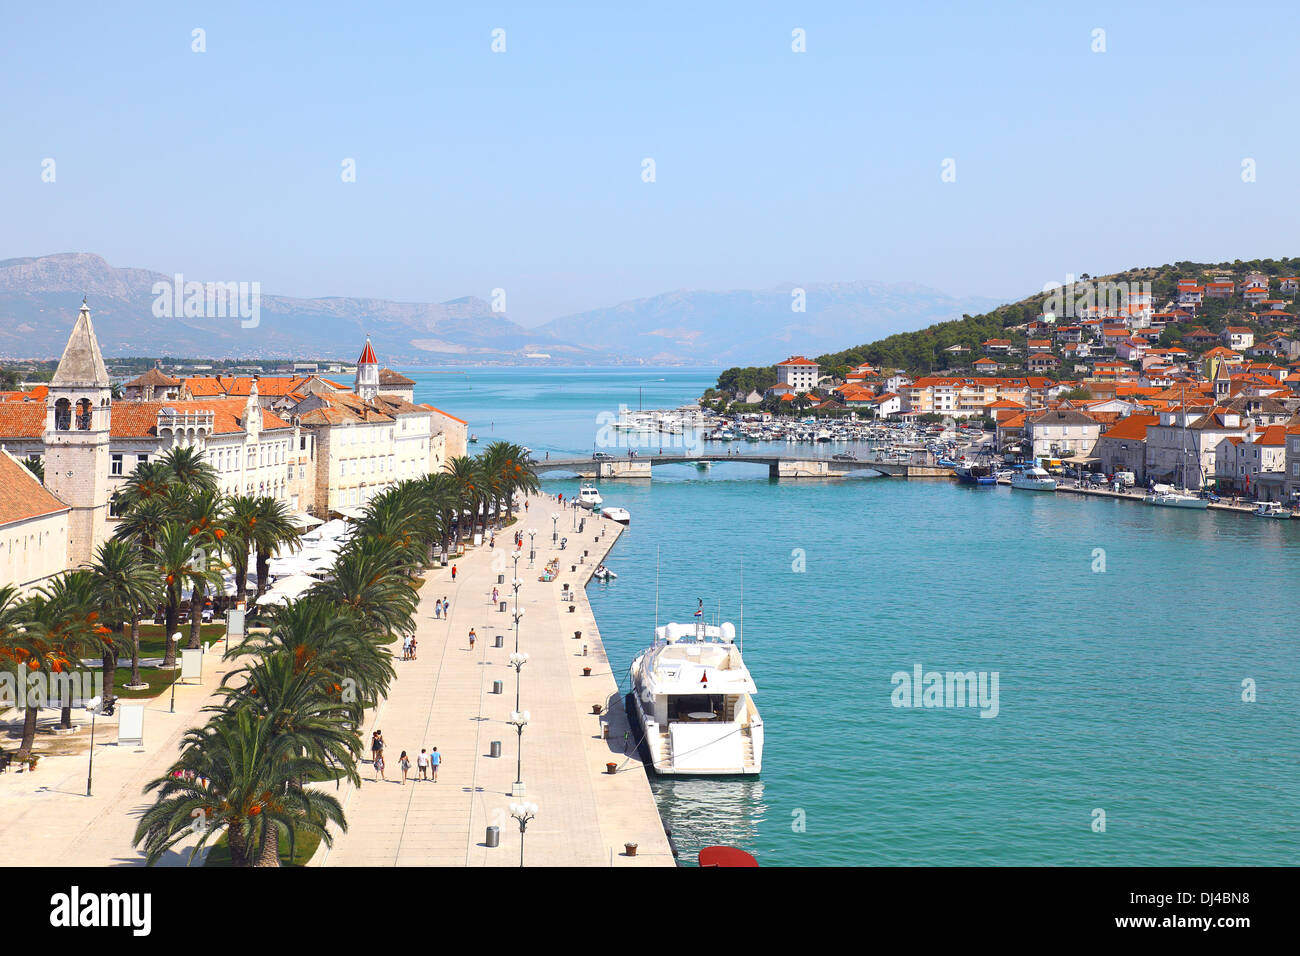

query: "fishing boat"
left=602, top=506, right=630, bottom=525
left=593, top=564, right=618, bottom=580
left=469, top=434, right=478, bottom=444
left=1010, top=464, right=1057, bottom=491
left=1253, top=501, right=1291, bottom=519
left=577, top=482, right=603, bottom=509
left=955, top=461, right=996, bottom=485
left=627, top=617, right=762, bottom=775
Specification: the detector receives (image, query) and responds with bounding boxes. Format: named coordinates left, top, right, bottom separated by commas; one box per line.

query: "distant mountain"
left=0, top=254, right=1001, bottom=367
left=0, top=253, right=609, bottom=365
left=535, top=281, right=1002, bottom=366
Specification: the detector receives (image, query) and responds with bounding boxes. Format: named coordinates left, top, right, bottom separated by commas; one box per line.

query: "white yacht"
left=1010, top=465, right=1057, bottom=491
left=627, top=620, right=762, bottom=776
left=1145, top=490, right=1208, bottom=509
left=1253, top=502, right=1291, bottom=519
left=576, top=482, right=603, bottom=509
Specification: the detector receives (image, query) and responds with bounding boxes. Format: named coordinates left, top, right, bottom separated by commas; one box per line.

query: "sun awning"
left=289, top=511, right=324, bottom=529
left=1062, top=455, right=1101, bottom=465
left=335, top=506, right=367, bottom=521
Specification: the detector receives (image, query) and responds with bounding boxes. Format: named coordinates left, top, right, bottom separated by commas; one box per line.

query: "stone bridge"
left=531, top=453, right=954, bottom=480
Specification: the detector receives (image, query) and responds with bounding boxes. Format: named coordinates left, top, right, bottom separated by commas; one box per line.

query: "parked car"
left=593, top=452, right=613, bottom=460
left=1114, top=471, right=1136, bottom=487
left=1198, top=489, right=1221, bottom=503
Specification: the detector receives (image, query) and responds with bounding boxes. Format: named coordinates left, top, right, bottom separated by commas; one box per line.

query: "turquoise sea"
left=409, top=367, right=1300, bottom=866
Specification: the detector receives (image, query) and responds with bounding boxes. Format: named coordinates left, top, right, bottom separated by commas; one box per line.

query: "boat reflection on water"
left=650, top=777, right=767, bottom=865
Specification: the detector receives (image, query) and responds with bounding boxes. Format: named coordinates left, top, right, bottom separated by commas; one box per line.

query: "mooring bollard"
left=497, top=573, right=504, bottom=585
left=486, top=825, right=500, bottom=848
left=499, top=600, right=507, bottom=612
left=583, top=644, right=588, bottom=656
left=490, top=740, right=502, bottom=757
left=492, top=680, right=503, bottom=694
left=583, top=667, right=592, bottom=676
left=606, top=762, right=617, bottom=775
left=493, top=634, right=503, bottom=648
left=574, top=630, right=581, bottom=640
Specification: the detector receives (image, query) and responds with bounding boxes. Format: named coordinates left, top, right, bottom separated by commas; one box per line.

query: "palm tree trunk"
left=16, top=706, right=38, bottom=759
left=102, top=635, right=118, bottom=705
left=256, top=549, right=271, bottom=595
left=228, top=826, right=250, bottom=867
left=234, top=558, right=248, bottom=603
left=162, top=598, right=180, bottom=668
left=129, top=613, right=143, bottom=687
left=253, top=827, right=282, bottom=867
left=187, top=582, right=205, bottom=649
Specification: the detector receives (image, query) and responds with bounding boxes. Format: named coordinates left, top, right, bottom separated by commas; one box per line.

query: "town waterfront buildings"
left=0, top=303, right=467, bottom=586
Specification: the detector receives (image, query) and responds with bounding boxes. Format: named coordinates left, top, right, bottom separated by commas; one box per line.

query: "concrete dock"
left=315, top=493, right=674, bottom=867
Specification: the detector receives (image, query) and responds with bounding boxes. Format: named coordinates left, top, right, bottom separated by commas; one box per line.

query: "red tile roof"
left=0, top=451, right=68, bottom=526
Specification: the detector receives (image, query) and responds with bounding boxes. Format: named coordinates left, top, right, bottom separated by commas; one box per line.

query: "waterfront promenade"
left=315, top=494, right=673, bottom=867
left=0, top=641, right=237, bottom=866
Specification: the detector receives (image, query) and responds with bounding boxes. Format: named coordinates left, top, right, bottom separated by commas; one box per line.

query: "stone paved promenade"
left=315, top=494, right=673, bottom=867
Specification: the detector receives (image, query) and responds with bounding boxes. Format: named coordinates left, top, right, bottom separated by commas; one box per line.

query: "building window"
left=111, top=453, right=123, bottom=476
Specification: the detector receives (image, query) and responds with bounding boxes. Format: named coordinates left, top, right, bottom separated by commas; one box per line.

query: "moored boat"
left=1010, top=465, right=1057, bottom=491
left=1253, top=501, right=1291, bottom=519
left=577, top=482, right=603, bottom=509
left=602, top=506, right=630, bottom=524
left=628, top=618, right=762, bottom=776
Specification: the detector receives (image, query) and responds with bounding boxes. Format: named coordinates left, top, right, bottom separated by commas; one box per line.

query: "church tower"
left=43, top=299, right=113, bottom=568
left=354, top=336, right=379, bottom=401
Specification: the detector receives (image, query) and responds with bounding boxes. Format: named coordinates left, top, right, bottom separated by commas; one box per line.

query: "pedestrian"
left=451, top=564, right=457, bottom=582
left=434, top=599, right=441, bottom=620
left=399, top=751, right=411, bottom=784
left=417, top=748, right=429, bottom=780
left=371, top=730, right=384, bottom=766
left=525, top=500, right=529, bottom=511
left=429, top=747, right=441, bottom=781
left=410, top=636, right=418, bottom=660
left=442, top=596, right=449, bottom=616
left=468, top=627, right=476, bottom=650
left=492, top=586, right=499, bottom=604
left=374, top=751, right=385, bottom=782
left=401, top=635, right=411, bottom=660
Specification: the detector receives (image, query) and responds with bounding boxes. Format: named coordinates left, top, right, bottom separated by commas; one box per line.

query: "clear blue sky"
left=3, top=1, right=1297, bottom=326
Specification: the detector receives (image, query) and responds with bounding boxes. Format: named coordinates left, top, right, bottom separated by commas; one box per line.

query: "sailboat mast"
left=654, top=546, right=660, bottom=631
left=739, top=563, right=744, bottom=655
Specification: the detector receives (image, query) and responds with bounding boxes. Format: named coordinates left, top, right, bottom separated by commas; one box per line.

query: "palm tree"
left=178, top=489, right=230, bottom=649
left=309, top=537, right=417, bottom=649
left=446, top=455, right=484, bottom=547
left=0, top=585, right=41, bottom=759
left=115, top=460, right=177, bottom=517
left=418, top=472, right=460, bottom=561
left=224, top=495, right=261, bottom=603
left=233, top=596, right=394, bottom=710
left=133, top=707, right=346, bottom=867
left=26, top=571, right=106, bottom=730
left=214, top=650, right=363, bottom=787
left=88, top=539, right=162, bottom=694
left=157, top=445, right=219, bottom=495
left=250, top=497, right=302, bottom=597
left=150, top=522, right=221, bottom=668
left=113, top=495, right=172, bottom=552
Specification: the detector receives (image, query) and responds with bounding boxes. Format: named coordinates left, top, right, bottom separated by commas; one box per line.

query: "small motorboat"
left=593, top=565, right=618, bottom=580
left=1253, top=501, right=1292, bottom=519
left=469, top=434, right=478, bottom=443
left=698, top=846, right=759, bottom=867
left=577, top=482, right=603, bottom=509
left=602, top=506, right=631, bottom=525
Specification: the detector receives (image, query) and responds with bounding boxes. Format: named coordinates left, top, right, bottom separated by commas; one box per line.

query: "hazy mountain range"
left=0, top=253, right=1001, bottom=367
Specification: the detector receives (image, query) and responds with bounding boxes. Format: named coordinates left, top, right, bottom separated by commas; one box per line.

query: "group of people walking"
left=370, top=730, right=442, bottom=785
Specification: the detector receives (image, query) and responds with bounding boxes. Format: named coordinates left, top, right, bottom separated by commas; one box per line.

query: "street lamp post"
left=84, top=695, right=114, bottom=797
left=509, top=801, right=537, bottom=868
left=551, top=513, right=560, bottom=545
left=168, top=631, right=181, bottom=713
left=512, top=607, right=525, bottom=653
left=527, top=528, right=537, bottom=567
left=508, top=651, right=529, bottom=712
left=508, top=710, right=530, bottom=797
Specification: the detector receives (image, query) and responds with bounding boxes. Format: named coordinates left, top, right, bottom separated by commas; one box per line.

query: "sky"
left=3, top=1, right=1298, bottom=327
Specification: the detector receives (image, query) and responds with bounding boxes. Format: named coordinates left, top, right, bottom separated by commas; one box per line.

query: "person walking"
left=468, top=627, right=477, bottom=650
left=492, top=586, right=499, bottom=604
left=451, top=564, right=457, bottom=582
left=429, top=747, right=441, bottom=782
left=398, top=751, right=411, bottom=785
left=371, top=730, right=384, bottom=767
left=373, top=751, right=386, bottom=782
left=442, top=596, right=450, bottom=617
left=410, top=636, right=418, bottom=660
left=434, top=600, right=441, bottom=620
left=417, top=749, right=429, bottom=781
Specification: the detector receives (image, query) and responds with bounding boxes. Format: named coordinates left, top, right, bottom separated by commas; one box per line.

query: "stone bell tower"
left=43, top=299, right=113, bottom=568
left=354, top=336, right=379, bottom=401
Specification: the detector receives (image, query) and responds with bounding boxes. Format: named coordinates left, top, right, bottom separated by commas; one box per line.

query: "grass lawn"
left=113, top=666, right=180, bottom=699
left=130, top=623, right=227, bottom=657
left=204, top=826, right=322, bottom=867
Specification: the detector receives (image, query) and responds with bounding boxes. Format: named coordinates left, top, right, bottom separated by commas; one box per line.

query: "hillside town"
left=0, top=302, right=467, bottom=592
left=709, top=269, right=1300, bottom=505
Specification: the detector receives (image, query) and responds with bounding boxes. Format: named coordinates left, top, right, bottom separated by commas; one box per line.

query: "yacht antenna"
left=739, top=562, right=744, bottom=655
left=654, top=546, right=660, bottom=631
